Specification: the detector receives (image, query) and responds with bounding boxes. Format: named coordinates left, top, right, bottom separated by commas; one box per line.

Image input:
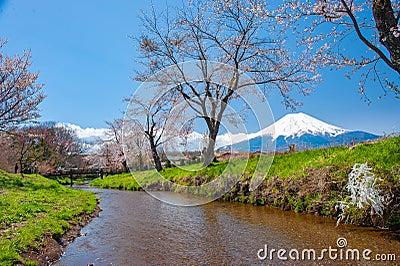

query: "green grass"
left=89, top=162, right=232, bottom=190
left=90, top=160, right=251, bottom=190
left=90, top=137, right=400, bottom=227
left=93, top=137, right=400, bottom=189
left=51, top=175, right=96, bottom=186
left=0, top=171, right=97, bottom=265
left=265, top=137, right=400, bottom=180
left=90, top=172, right=142, bottom=190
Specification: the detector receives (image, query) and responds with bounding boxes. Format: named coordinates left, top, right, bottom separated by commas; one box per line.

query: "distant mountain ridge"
left=219, top=112, right=380, bottom=152
left=58, top=112, right=380, bottom=154
left=55, top=122, right=109, bottom=153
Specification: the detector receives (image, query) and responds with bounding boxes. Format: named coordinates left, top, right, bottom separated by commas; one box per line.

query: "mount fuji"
left=60, top=112, right=380, bottom=154
left=218, top=112, right=380, bottom=152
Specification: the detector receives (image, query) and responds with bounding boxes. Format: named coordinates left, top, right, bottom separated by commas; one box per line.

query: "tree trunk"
left=137, top=150, right=144, bottom=171
left=149, top=136, right=162, bottom=171
left=372, top=0, right=400, bottom=74
left=203, top=122, right=219, bottom=167
left=18, top=160, right=24, bottom=177
left=121, top=160, right=128, bottom=172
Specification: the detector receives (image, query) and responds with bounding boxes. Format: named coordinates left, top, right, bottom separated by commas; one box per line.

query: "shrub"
left=336, top=163, right=390, bottom=226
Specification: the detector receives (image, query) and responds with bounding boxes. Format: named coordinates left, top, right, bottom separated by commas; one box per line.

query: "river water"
left=55, top=187, right=399, bottom=265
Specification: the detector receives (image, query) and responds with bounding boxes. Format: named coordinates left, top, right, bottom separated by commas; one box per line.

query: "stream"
left=55, top=187, right=399, bottom=265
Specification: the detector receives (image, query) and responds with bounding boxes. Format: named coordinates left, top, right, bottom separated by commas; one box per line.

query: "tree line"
left=0, top=122, right=83, bottom=174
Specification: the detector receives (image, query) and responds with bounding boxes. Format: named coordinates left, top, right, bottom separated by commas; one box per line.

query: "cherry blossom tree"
left=104, top=119, right=128, bottom=171
left=97, top=142, right=115, bottom=169
left=0, top=132, right=15, bottom=172
left=280, top=0, right=400, bottom=99
left=7, top=123, right=82, bottom=174
left=46, top=124, right=83, bottom=170
left=9, top=128, right=39, bottom=175
left=0, top=39, right=45, bottom=131
left=122, top=119, right=149, bottom=171
left=136, top=0, right=323, bottom=165
left=86, top=119, right=134, bottom=172
left=125, top=90, right=183, bottom=171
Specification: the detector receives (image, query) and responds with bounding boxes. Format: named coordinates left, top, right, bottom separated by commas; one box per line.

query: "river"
left=55, top=187, right=399, bottom=265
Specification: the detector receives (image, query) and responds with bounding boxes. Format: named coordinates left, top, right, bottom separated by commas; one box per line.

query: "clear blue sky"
left=0, top=0, right=398, bottom=135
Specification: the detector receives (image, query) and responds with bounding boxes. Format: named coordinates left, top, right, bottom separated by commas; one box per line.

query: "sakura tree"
left=86, top=119, right=140, bottom=172
left=104, top=119, right=129, bottom=171
left=124, top=89, right=185, bottom=171
left=121, top=119, right=149, bottom=171
left=281, top=0, right=400, bottom=99
left=7, top=123, right=82, bottom=174
left=136, top=0, right=323, bottom=165
left=0, top=39, right=45, bottom=131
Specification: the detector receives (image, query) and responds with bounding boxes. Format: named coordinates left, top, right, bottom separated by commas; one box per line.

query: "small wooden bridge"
left=42, top=168, right=124, bottom=186
left=43, top=168, right=123, bottom=177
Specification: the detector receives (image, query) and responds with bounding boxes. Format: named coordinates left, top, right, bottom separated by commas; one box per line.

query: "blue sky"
left=0, top=0, right=398, bottom=135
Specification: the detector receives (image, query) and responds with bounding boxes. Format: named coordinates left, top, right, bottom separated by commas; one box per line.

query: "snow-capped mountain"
left=57, top=112, right=380, bottom=154
left=257, top=112, right=349, bottom=140
left=55, top=122, right=109, bottom=153
left=56, top=122, right=109, bottom=142
left=218, top=112, right=379, bottom=152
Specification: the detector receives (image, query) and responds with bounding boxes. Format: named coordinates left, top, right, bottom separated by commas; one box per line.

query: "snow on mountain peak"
left=55, top=122, right=109, bottom=140
left=54, top=112, right=349, bottom=153
left=260, top=112, right=348, bottom=140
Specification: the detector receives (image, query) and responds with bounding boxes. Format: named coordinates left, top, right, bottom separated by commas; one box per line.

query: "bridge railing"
left=43, top=168, right=124, bottom=178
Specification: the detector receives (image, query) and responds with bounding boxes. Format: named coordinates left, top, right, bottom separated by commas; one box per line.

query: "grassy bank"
left=0, top=171, right=98, bottom=265
left=91, top=137, right=400, bottom=228
left=224, top=137, right=400, bottom=229
left=90, top=172, right=142, bottom=190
